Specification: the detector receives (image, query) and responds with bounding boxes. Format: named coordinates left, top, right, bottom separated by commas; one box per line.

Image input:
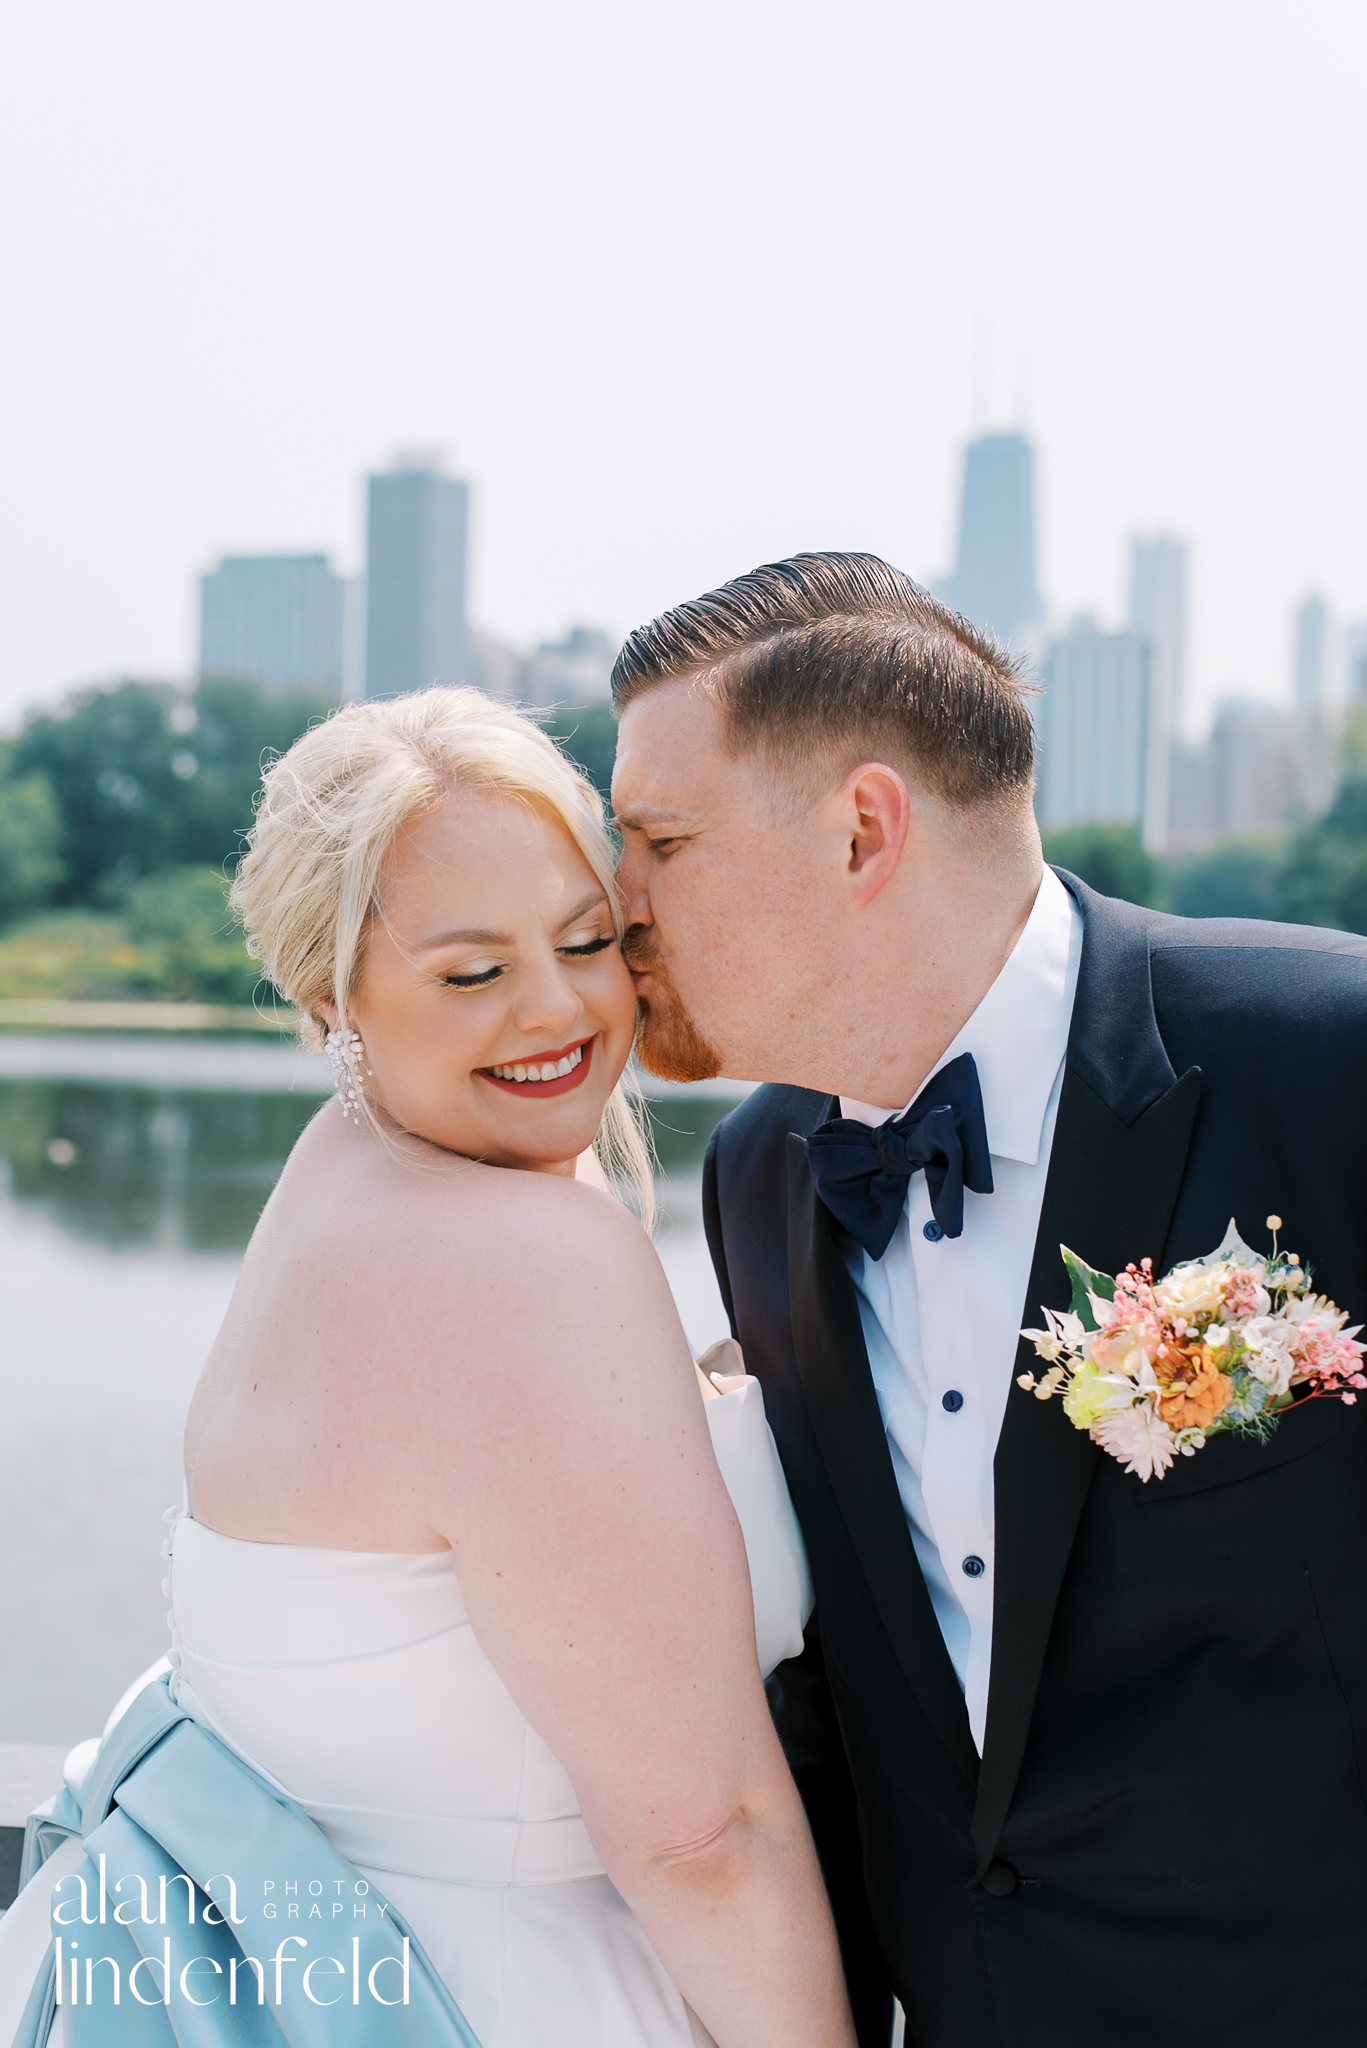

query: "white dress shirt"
left=838, top=866, right=1082, bottom=1752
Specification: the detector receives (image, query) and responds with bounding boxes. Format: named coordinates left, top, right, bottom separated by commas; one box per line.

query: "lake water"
left=0, top=1036, right=738, bottom=1746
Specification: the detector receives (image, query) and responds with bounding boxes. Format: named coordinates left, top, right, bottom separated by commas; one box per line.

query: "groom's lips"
left=477, top=1035, right=596, bottom=1099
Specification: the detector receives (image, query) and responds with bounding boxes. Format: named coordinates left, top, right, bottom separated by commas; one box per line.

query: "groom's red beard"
left=622, top=927, right=725, bottom=1084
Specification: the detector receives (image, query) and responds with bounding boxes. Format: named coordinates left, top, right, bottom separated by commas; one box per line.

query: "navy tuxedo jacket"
left=702, top=874, right=1367, bottom=2048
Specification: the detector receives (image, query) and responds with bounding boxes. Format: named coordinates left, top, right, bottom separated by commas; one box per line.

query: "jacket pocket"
left=1128, top=1387, right=1357, bottom=1502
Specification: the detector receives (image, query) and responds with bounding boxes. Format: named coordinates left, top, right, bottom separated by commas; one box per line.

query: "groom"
left=610, top=554, right=1367, bottom=2048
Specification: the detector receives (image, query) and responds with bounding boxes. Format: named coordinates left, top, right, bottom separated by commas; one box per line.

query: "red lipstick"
left=478, top=1036, right=595, bottom=1099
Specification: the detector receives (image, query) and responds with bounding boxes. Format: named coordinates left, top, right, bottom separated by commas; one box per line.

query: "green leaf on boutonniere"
left=1060, top=1245, right=1117, bottom=1332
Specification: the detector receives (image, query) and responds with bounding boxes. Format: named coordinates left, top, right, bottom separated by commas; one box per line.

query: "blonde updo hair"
left=231, top=686, right=654, bottom=1217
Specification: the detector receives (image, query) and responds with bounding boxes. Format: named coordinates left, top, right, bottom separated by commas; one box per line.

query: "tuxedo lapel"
left=971, top=873, right=1204, bottom=1873
left=787, top=1132, right=979, bottom=1785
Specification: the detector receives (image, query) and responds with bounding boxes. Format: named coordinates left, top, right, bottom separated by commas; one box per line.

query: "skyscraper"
left=1205, top=699, right=1304, bottom=839
left=364, top=454, right=469, bottom=698
left=933, top=432, right=1043, bottom=650
left=1294, top=593, right=1330, bottom=715
left=1128, top=536, right=1189, bottom=851
left=199, top=554, right=345, bottom=696
left=1034, top=618, right=1150, bottom=833
left=1346, top=622, right=1367, bottom=704
left=521, top=626, right=616, bottom=708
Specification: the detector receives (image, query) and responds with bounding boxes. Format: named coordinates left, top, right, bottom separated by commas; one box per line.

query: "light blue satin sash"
left=13, top=1677, right=482, bottom=2046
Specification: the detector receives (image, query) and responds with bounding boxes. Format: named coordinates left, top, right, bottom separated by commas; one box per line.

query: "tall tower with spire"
left=933, top=432, right=1043, bottom=651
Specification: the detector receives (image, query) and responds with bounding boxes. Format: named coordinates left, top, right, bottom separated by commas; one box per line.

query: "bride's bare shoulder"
left=276, top=1109, right=664, bottom=1344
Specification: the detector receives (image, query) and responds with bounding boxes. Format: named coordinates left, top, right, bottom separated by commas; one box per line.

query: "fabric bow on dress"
left=11, top=1676, right=482, bottom=2047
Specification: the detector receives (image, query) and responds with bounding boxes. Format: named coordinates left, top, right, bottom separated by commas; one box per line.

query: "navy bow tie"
left=805, top=1050, right=995, bottom=1260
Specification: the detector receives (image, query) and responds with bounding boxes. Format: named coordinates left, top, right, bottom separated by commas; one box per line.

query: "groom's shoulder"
left=706, top=1082, right=830, bottom=1191
left=1138, top=903, right=1367, bottom=1017
left=1073, top=890, right=1367, bottom=1076
left=1066, top=871, right=1367, bottom=1014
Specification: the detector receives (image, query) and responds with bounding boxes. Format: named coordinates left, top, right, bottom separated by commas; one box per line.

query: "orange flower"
left=1156, top=1348, right=1234, bottom=1432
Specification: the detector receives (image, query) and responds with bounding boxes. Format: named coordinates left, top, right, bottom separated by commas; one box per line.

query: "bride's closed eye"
left=442, top=932, right=616, bottom=990
left=444, top=962, right=505, bottom=989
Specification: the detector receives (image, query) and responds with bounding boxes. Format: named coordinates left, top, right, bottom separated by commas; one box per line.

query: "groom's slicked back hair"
left=611, top=552, right=1036, bottom=811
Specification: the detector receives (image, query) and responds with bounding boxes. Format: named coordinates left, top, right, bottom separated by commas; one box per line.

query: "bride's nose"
left=509, top=950, right=584, bottom=1039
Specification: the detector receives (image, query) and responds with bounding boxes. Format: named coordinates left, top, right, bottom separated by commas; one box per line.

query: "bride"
left=0, top=687, right=855, bottom=2048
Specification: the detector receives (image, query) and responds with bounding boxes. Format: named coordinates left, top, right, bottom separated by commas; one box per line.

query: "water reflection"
left=0, top=1083, right=316, bottom=1252
left=0, top=1079, right=734, bottom=1255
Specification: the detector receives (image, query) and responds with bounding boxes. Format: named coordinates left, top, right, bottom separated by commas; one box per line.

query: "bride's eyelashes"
left=441, top=933, right=618, bottom=991
left=444, top=964, right=505, bottom=989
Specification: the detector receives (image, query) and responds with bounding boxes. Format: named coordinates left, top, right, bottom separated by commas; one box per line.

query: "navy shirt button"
left=923, top=1219, right=945, bottom=1242
left=942, top=1389, right=964, bottom=1413
left=962, top=1554, right=986, bottom=1578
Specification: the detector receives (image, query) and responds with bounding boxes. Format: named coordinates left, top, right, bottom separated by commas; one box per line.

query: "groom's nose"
left=614, top=842, right=654, bottom=930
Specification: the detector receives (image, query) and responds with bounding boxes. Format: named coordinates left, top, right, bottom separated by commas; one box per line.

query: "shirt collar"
left=839, top=865, right=1082, bottom=1166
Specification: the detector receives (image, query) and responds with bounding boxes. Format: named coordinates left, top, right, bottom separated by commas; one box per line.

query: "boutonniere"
left=1018, top=1217, right=1366, bottom=1482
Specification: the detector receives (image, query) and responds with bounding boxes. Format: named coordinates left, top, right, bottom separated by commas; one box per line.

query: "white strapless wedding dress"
left=0, top=1363, right=811, bottom=2047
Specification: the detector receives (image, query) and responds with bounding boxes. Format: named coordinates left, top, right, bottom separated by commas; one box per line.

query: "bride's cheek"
left=602, top=957, right=640, bottom=1027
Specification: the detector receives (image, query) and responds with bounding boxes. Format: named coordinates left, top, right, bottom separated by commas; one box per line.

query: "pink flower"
left=1283, top=1297, right=1366, bottom=1390
left=1089, top=1320, right=1153, bottom=1379
left=1221, top=1266, right=1270, bottom=1320
left=1091, top=1403, right=1176, bottom=1483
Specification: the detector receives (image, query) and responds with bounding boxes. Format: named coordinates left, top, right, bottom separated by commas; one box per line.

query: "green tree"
left=1041, top=823, right=1167, bottom=908
left=1169, top=840, right=1282, bottom=920
left=11, top=680, right=184, bottom=898
left=173, top=677, right=334, bottom=868
left=123, top=864, right=263, bottom=1005
left=0, top=751, right=65, bottom=923
left=11, top=675, right=330, bottom=901
left=1278, top=776, right=1367, bottom=935
left=542, top=702, right=618, bottom=807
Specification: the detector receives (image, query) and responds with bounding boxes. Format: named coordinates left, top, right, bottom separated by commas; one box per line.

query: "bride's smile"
left=481, top=1033, right=593, bottom=1093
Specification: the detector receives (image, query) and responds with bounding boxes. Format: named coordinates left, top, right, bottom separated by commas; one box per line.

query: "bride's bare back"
left=186, top=1084, right=724, bottom=1591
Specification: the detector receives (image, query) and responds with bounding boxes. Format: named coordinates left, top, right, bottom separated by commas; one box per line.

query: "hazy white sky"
left=1, top=0, right=1363, bottom=734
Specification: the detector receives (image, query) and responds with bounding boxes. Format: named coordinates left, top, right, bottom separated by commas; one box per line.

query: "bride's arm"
left=417, top=1174, right=856, bottom=2048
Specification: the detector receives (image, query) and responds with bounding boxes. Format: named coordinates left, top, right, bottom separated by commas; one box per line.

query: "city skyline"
left=48, top=407, right=1367, bottom=739
left=0, top=2, right=1363, bottom=738
left=66, top=422, right=1367, bottom=757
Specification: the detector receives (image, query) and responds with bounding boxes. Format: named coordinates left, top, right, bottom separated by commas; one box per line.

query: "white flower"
left=1091, top=1401, right=1176, bottom=1483
left=1281, top=1295, right=1348, bottom=1340
left=1154, top=1262, right=1228, bottom=1321
left=1241, top=1315, right=1298, bottom=1398
left=1023, top=1306, right=1085, bottom=1364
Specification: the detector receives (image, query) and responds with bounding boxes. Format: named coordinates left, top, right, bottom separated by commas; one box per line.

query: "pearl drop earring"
left=325, top=1027, right=374, bottom=1123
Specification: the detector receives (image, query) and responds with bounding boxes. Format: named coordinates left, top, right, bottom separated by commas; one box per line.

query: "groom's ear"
left=839, top=762, right=912, bottom=905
